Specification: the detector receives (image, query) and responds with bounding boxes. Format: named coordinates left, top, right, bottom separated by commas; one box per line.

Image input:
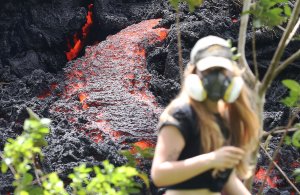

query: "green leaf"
left=25, top=120, right=40, bottom=130
left=292, top=130, right=300, bottom=148
left=282, top=80, right=300, bottom=92
left=270, top=7, right=283, bottom=15
left=284, top=136, right=292, bottom=145
left=1, top=162, right=8, bottom=173
left=23, top=120, right=31, bottom=131
left=22, top=173, right=33, bottom=186
left=127, top=187, right=141, bottom=193
left=26, top=186, right=43, bottom=195
left=293, top=168, right=300, bottom=183
left=280, top=80, right=300, bottom=107
left=281, top=94, right=299, bottom=107
left=20, top=191, right=29, bottom=195
left=94, top=166, right=101, bottom=175
left=284, top=4, right=291, bottom=16
left=250, top=0, right=290, bottom=28
left=35, top=139, right=48, bottom=147
left=138, top=173, right=150, bottom=189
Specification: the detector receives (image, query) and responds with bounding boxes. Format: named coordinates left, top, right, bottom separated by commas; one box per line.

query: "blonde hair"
left=159, top=63, right=259, bottom=179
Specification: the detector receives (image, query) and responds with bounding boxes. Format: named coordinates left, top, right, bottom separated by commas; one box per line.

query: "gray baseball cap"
left=190, top=36, right=234, bottom=72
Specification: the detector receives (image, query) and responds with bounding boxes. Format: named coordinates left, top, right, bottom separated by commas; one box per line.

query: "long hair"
left=159, top=63, right=259, bottom=179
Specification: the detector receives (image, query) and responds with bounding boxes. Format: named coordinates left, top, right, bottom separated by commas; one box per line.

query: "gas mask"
left=185, top=70, right=244, bottom=103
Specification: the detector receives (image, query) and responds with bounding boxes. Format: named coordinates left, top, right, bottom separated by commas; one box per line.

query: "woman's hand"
left=210, top=146, right=245, bottom=169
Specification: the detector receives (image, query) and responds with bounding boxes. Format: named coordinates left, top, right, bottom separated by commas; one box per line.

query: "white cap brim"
left=196, top=56, right=234, bottom=72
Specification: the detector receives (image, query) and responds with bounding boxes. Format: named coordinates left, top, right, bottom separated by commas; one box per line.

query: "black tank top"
left=157, top=102, right=232, bottom=192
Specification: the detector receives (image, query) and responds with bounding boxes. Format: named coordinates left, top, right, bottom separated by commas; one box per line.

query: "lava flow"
left=255, top=167, right=278, bottom=188
left=253, top=157, right=300, bottom=194
left=65, top=4, right=94, bottom=61
left=50, top=19, right=168, bottom=149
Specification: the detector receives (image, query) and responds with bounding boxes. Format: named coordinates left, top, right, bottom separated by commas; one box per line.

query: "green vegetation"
left=246, top=0, right=291, bottom=28
left=280, top=80, right=300, bottom=184
left=1, top=109, right=148, bottom=195
left=281, top=79, right=300, bottom=107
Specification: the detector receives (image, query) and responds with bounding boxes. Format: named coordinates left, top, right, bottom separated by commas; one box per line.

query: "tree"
left=237, top=0, right=299, bottom=192
left=169, top=0, right=300, bottom=193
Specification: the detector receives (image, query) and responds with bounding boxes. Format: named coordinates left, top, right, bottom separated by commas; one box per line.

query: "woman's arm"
left=151, top=125, right=215, bottom=187
left=223, top=171, right=251, bottom=195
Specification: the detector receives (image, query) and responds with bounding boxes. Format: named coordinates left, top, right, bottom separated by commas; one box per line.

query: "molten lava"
left=51, top=19, right=168, bottom=147
left=255, top=167, right=277, bottom=188
left=66, top=4, right=93, bottom=61
left=130, top=140, right=154, bottom=154
left=37, top=82, right=58, bottom=99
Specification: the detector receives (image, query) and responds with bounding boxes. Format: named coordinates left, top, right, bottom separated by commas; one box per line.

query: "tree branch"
left=262, top=127, right=298, bottom=139
left=258, top=112, right=299, bottom=194
left=238, top=0, right=256, bottom=87
left=286, top=17, right=300, bottom=45
left=252, top=27, right=259, bottom=83
left=0, top=151, right=17, bottom=175
left=259, top=0, right=300, bottom=96
left=33, top=155, right=42, bottom=186
left=176, top=8, right=184, bottom=83
left=276, top=25, right=285, bottom=31
left=273, top=49, right=300, bottom=78
left=259, top=143, right=300, bottom=194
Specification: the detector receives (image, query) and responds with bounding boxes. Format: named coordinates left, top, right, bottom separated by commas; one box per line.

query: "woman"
left=151, top=36, right=259, bottom=195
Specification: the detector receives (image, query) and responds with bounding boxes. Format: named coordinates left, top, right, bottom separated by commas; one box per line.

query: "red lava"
left=50, top=19, right=168, bottom=147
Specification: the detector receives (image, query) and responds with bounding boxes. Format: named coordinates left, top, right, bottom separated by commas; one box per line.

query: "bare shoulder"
left=155, top=125, right=185, bottom=161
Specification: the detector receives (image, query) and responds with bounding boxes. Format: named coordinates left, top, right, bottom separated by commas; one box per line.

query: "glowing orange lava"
left=37, top=82, right=58, bottom=99
left=130, top=140, right=154, bottom=154
left=51, top=19, right=168, bottom=146
left=158, top=30, right=168, bottom=41
left=66, top=4, right=93, bottom=61
left=135, top=48, right=146, bottom=57
left=255, top=168, right=277, bottom=188
left=78, top=92, right=87, bottom=102
left=78, top=92, right=89, bottom=109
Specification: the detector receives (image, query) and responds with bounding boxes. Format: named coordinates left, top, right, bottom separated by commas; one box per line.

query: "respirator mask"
left=185, top=36, right=244, bottom=103
left=185, top=69, right=244, bottom=103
